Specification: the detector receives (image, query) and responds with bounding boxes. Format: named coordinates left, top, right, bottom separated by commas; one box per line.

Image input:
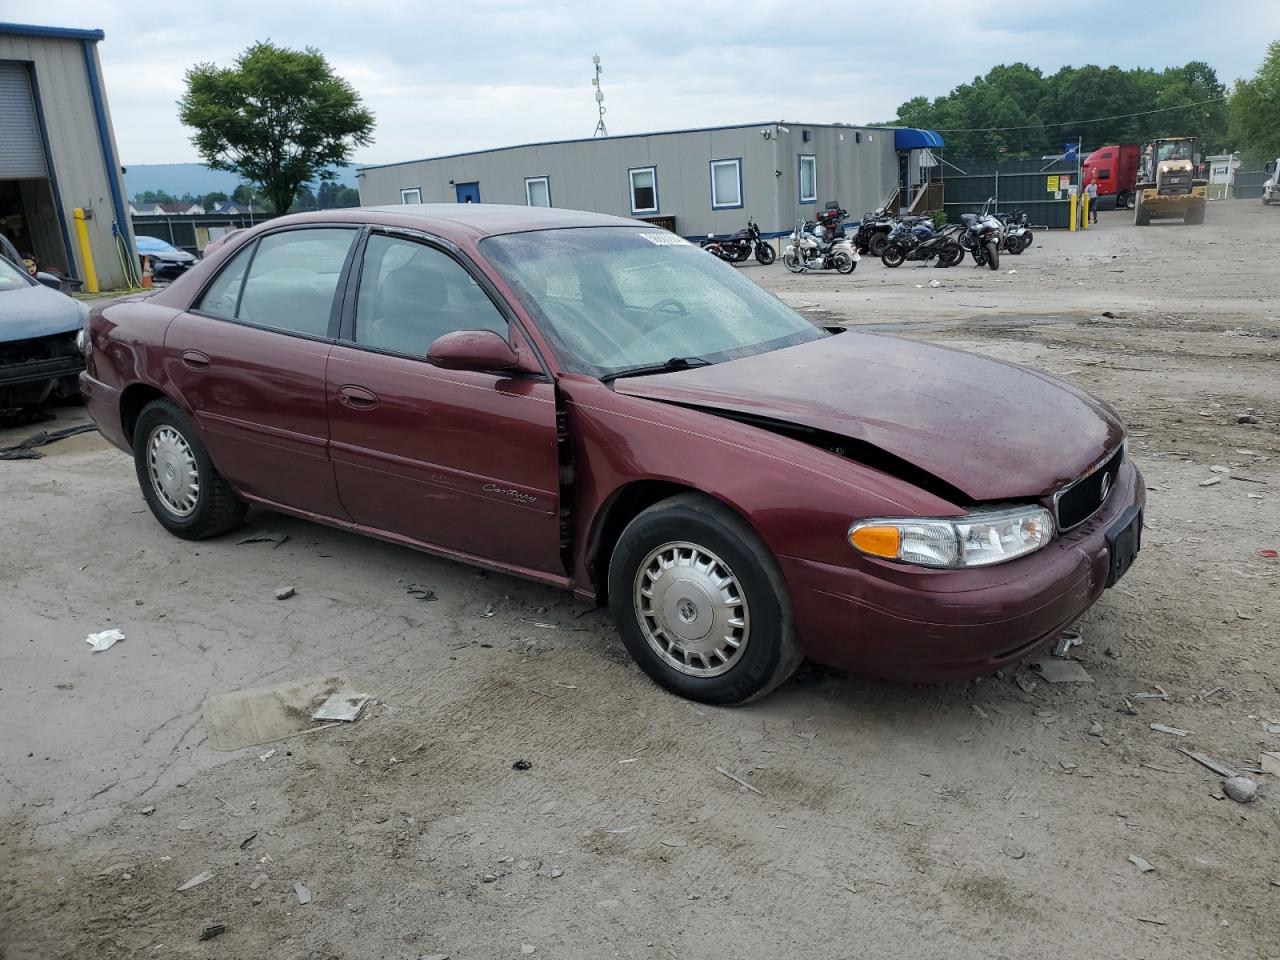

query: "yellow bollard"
left=1081, top=192, right=1090, bottom=230
left=72, top=208, right=99, bottom=294
left=1068, top=192, right=1077, bottom=233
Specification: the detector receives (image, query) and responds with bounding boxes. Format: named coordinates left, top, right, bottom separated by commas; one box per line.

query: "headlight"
left=848, top=505, right=1055, bottom=569
left=76, top=326, right=89, bottom=356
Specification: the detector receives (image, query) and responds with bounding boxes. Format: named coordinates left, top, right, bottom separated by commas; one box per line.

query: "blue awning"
left=894, top=128, right=945, bottom=150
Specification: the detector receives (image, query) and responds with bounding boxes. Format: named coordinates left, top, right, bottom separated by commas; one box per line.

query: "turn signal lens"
left=849, top=524, right=900, bottom=558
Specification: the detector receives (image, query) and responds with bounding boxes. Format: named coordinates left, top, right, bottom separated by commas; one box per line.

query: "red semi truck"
left=1083, top=144, right=1140, bottom=210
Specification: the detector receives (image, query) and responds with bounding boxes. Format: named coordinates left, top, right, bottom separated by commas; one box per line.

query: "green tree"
left=178, top=41, right=375, bottom=214
left=231, top=183, right=271, bottom=211
left=134, top=190, right=175, bottom=204
left=1229, top=40, right=1280, bottom=164
left=203, top=190, right=228, bottom=209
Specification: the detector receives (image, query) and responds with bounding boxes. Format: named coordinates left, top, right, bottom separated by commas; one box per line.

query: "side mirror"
left=35, top=272, right=62, bottom=290
left=427, top=329, right=524, bottom=373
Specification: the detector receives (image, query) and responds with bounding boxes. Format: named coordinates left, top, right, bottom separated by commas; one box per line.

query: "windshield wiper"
left=602, top=356, right=713, bottom=381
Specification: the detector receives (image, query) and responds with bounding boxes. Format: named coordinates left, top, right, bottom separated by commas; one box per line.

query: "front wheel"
left=984, top=242, right=1000, bottom=270
left=937, top=242, right=964, bottom=267
left=880, top=244, right=906, bottom=268
left=132, top=399, right=247, bottom=539
left=607, top=494, right=801, bottom=704
left=782, top=251, right=806, bottom=274
left=755, top=242, right=776, bottom=265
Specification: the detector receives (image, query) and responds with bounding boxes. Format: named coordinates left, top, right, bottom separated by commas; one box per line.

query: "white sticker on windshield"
left=638, top=231, right=688, bottom=246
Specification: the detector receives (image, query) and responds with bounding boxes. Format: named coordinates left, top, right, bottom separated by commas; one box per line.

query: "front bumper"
left=780, top=460, right=1145, bottom=682
left=0, top=333, right=84, bottom=407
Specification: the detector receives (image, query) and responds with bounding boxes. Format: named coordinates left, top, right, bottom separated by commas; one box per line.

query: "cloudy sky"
left=44, top=0, right=1280, bottom=165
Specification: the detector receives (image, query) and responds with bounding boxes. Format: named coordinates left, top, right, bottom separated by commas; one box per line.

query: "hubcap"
left=147, top=425, right=200, bottom=517
left=633, top=541, right=749, bottom=677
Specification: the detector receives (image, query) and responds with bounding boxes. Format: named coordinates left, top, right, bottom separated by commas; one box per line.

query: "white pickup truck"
left=1265, top=159, right=1279, bottom=204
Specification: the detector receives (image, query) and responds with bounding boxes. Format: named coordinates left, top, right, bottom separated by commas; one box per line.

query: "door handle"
left=337, top=384, right=379, bottom=410
left=181, top=350, right=210, bottom=370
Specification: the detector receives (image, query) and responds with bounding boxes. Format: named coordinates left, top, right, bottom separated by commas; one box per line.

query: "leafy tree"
left=890, top=61, right=1228, bottom=158
left=1229, top=41, right=1280, bottom=165
left=203, top=190, right=228, bottom=209
left=317, top=181, right=361, bottom=209
left=178, top=41, right=375, bottom=214
left=134, top=190, right=176, bottom=204
left=293, top=185, right=318, bottom=212
left=231, top=183, right=271, bottom=211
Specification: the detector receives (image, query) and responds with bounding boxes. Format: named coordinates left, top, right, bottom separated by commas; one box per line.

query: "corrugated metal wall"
left=0, top=31, right=132, bottom=288
left=0, top=61, right=48, bottom=177
left=356, top=123, right=899, bottom=238
left=940, top=156, right=1082, bottom=229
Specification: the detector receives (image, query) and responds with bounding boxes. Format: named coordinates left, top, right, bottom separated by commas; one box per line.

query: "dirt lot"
left=2, top=202, right=1278, bottom=960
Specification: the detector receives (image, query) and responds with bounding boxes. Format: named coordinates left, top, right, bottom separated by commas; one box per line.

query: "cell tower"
left=592, top=54, right=608, bottom=137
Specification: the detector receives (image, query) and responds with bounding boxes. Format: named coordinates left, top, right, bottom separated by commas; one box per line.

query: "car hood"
left=612, top=331, right=1125, bottom=502
left=0, top=284, right=85, bottom=341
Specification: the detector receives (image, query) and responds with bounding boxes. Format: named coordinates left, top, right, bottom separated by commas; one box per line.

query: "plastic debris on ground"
left=294, top=881, right=313, bottom=904
left=310, top=692, right=370, bottom=723
left=85, top=629, right=125, bottom=652
left=177, top=871, right=213, bottom=892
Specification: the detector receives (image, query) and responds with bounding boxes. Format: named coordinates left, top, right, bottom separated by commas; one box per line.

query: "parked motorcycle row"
left=701, top=198, right=1035, bottom=275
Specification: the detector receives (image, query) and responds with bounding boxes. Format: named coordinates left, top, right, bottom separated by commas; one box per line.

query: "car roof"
left=262, top=204, right=646, bottom=241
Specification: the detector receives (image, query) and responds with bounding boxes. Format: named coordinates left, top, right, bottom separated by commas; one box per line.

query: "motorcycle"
left=852, top=210, right=933, bottom=257
left=782, top=217, right=858, bottom=274
left=700, top=218, right=776, bottom=265
left=957, top=200, right=1004, bottom=270
left=996, top=209, right=1033, bottom=255
left=880, top=222, right=964, bottom=268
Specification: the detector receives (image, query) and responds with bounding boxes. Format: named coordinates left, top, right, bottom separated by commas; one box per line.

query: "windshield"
left=1157, top=140, right=1193, bottom=162
left=0, top=256, right=32, bottom=293
left=481, top=227, right=825, bottom=378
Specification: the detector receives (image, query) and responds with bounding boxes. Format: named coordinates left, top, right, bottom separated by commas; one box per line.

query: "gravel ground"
left=2, top=202, right=1278, bottom=960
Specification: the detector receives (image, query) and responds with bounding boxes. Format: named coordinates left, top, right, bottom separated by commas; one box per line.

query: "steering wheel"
left=650, top=297, right=688, bottom=317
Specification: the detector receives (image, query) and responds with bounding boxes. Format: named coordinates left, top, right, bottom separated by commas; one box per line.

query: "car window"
left=233, top=228, right=355, bottom=337
left=0, top=256, right=31, bottom=292
left=353, top=233, right=507, bottom=357
left=195, top=241, right=255, bottom=318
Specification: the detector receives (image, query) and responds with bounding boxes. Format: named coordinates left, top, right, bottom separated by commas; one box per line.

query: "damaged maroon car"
left=80, top=206, right=1143, bottom=704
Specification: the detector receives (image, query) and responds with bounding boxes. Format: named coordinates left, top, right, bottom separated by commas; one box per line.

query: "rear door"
left=326, top=228, right=562, bottom=576
left=163, top=226, right=358, bottom=518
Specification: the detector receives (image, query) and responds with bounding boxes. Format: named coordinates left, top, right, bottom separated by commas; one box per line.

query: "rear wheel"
left=607, top=494, right=801, bottom=704
left=984, top=242, right=1000, bottom=270
left=880, top=244, right=906, bottom=268
left=867, top=233, right=888, bottom=258
left=132, top=399, right=246, bottom=539
left=938, top=242, right=964, bottom=267
left=755, top=242, right=776, bottom=265
left=834, top=250, right=856, bottom=274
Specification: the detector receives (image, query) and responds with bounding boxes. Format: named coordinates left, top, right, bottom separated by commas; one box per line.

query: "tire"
left=867, top=233, right=888, bottom=258
left=1021, top=230, right=1034, bottom=250
left=880, top=244, right=906, bottom=268
left=132, top=399, right=247, bottom=539
left=984, top=242, right=1000, bottom=270
left=938, top=242, right=964, bottom=267
left=834, top=250, right=856, bottom=274
left=755, top=242, right=776, bottom=265
left=1134, top=205, right=1150, bottom=226
left=782, top=251, right=806, bottom=274
left=607, top=493, right=802, bottom=705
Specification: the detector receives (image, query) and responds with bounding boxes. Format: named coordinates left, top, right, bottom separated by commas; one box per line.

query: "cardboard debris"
left=201, top=677, right=345, bottom=751
left=311, top=692, right=370, bottom=723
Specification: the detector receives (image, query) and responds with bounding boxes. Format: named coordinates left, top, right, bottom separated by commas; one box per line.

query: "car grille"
left=1054, top=445, right=1124, bottom=531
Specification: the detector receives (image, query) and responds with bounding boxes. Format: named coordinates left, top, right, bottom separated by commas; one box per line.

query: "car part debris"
left=0, top=423, right=96, bottom=460
left=177, top=871, right=213, bottom=891
left=405, top=583, right=437, bottom=601
left=1150, top=723, right=1189, bottom=737
left=84, top=629, right=124, bottom=652
left=1179, top=749, right=1236, bottom=778
left=1223, top=776, right=1257, bottom=803
left=1051, top=625, right=1083, bottom=658
left=311, top=692, right=369, bottom=723
left=294, top=881, right=313, bottom=904
left=1027, top=658, right=1094, bottom=683
left=199, top=924, right=225, bottom=941
left=1129, top=854, right=1155, bottom=873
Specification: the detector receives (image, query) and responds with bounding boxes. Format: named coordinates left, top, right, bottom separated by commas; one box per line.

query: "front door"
left=326, top=230, right=562, bottom=575
left=163, top=226, right=358, bottom=519
left=455, top=182, right=481, bottom=204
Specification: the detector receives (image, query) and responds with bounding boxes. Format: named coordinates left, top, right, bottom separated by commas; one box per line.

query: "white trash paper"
left=85, top=629, right=125, bottom=652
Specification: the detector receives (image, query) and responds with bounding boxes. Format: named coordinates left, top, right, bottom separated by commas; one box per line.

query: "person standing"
left=1085, top=180, right=1099, bottom=224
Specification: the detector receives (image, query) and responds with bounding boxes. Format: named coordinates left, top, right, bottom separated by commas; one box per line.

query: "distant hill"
left=123, top=163, right=362, bottom=200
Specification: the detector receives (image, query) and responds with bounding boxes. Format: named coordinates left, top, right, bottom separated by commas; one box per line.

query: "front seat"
left=367, top=255, right=457, bottom=356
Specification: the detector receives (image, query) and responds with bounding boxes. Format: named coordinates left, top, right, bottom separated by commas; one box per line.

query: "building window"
left=525, top=176, right=551, bottom=207
left=799, top=155, right=816, bottom=204
left=629, top=166, right=658, bottom=215
left=709, top=158, right=743, bottom=209
left=400, top=187, right=422, bottom=204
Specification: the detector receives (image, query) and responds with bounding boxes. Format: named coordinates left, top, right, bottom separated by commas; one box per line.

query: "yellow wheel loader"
left=1134, top=137, right=1208, bottom=225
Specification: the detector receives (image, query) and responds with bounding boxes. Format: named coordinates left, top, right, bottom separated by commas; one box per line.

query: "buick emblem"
left=1099, top=472, right=1112, bottom=502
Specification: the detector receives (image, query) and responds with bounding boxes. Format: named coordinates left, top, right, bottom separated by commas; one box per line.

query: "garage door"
left=0, top=62, right=49, bottom=179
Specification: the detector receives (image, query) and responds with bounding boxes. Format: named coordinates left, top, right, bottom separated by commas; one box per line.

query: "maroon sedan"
left=80, top=205, right=1143, bottom=704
